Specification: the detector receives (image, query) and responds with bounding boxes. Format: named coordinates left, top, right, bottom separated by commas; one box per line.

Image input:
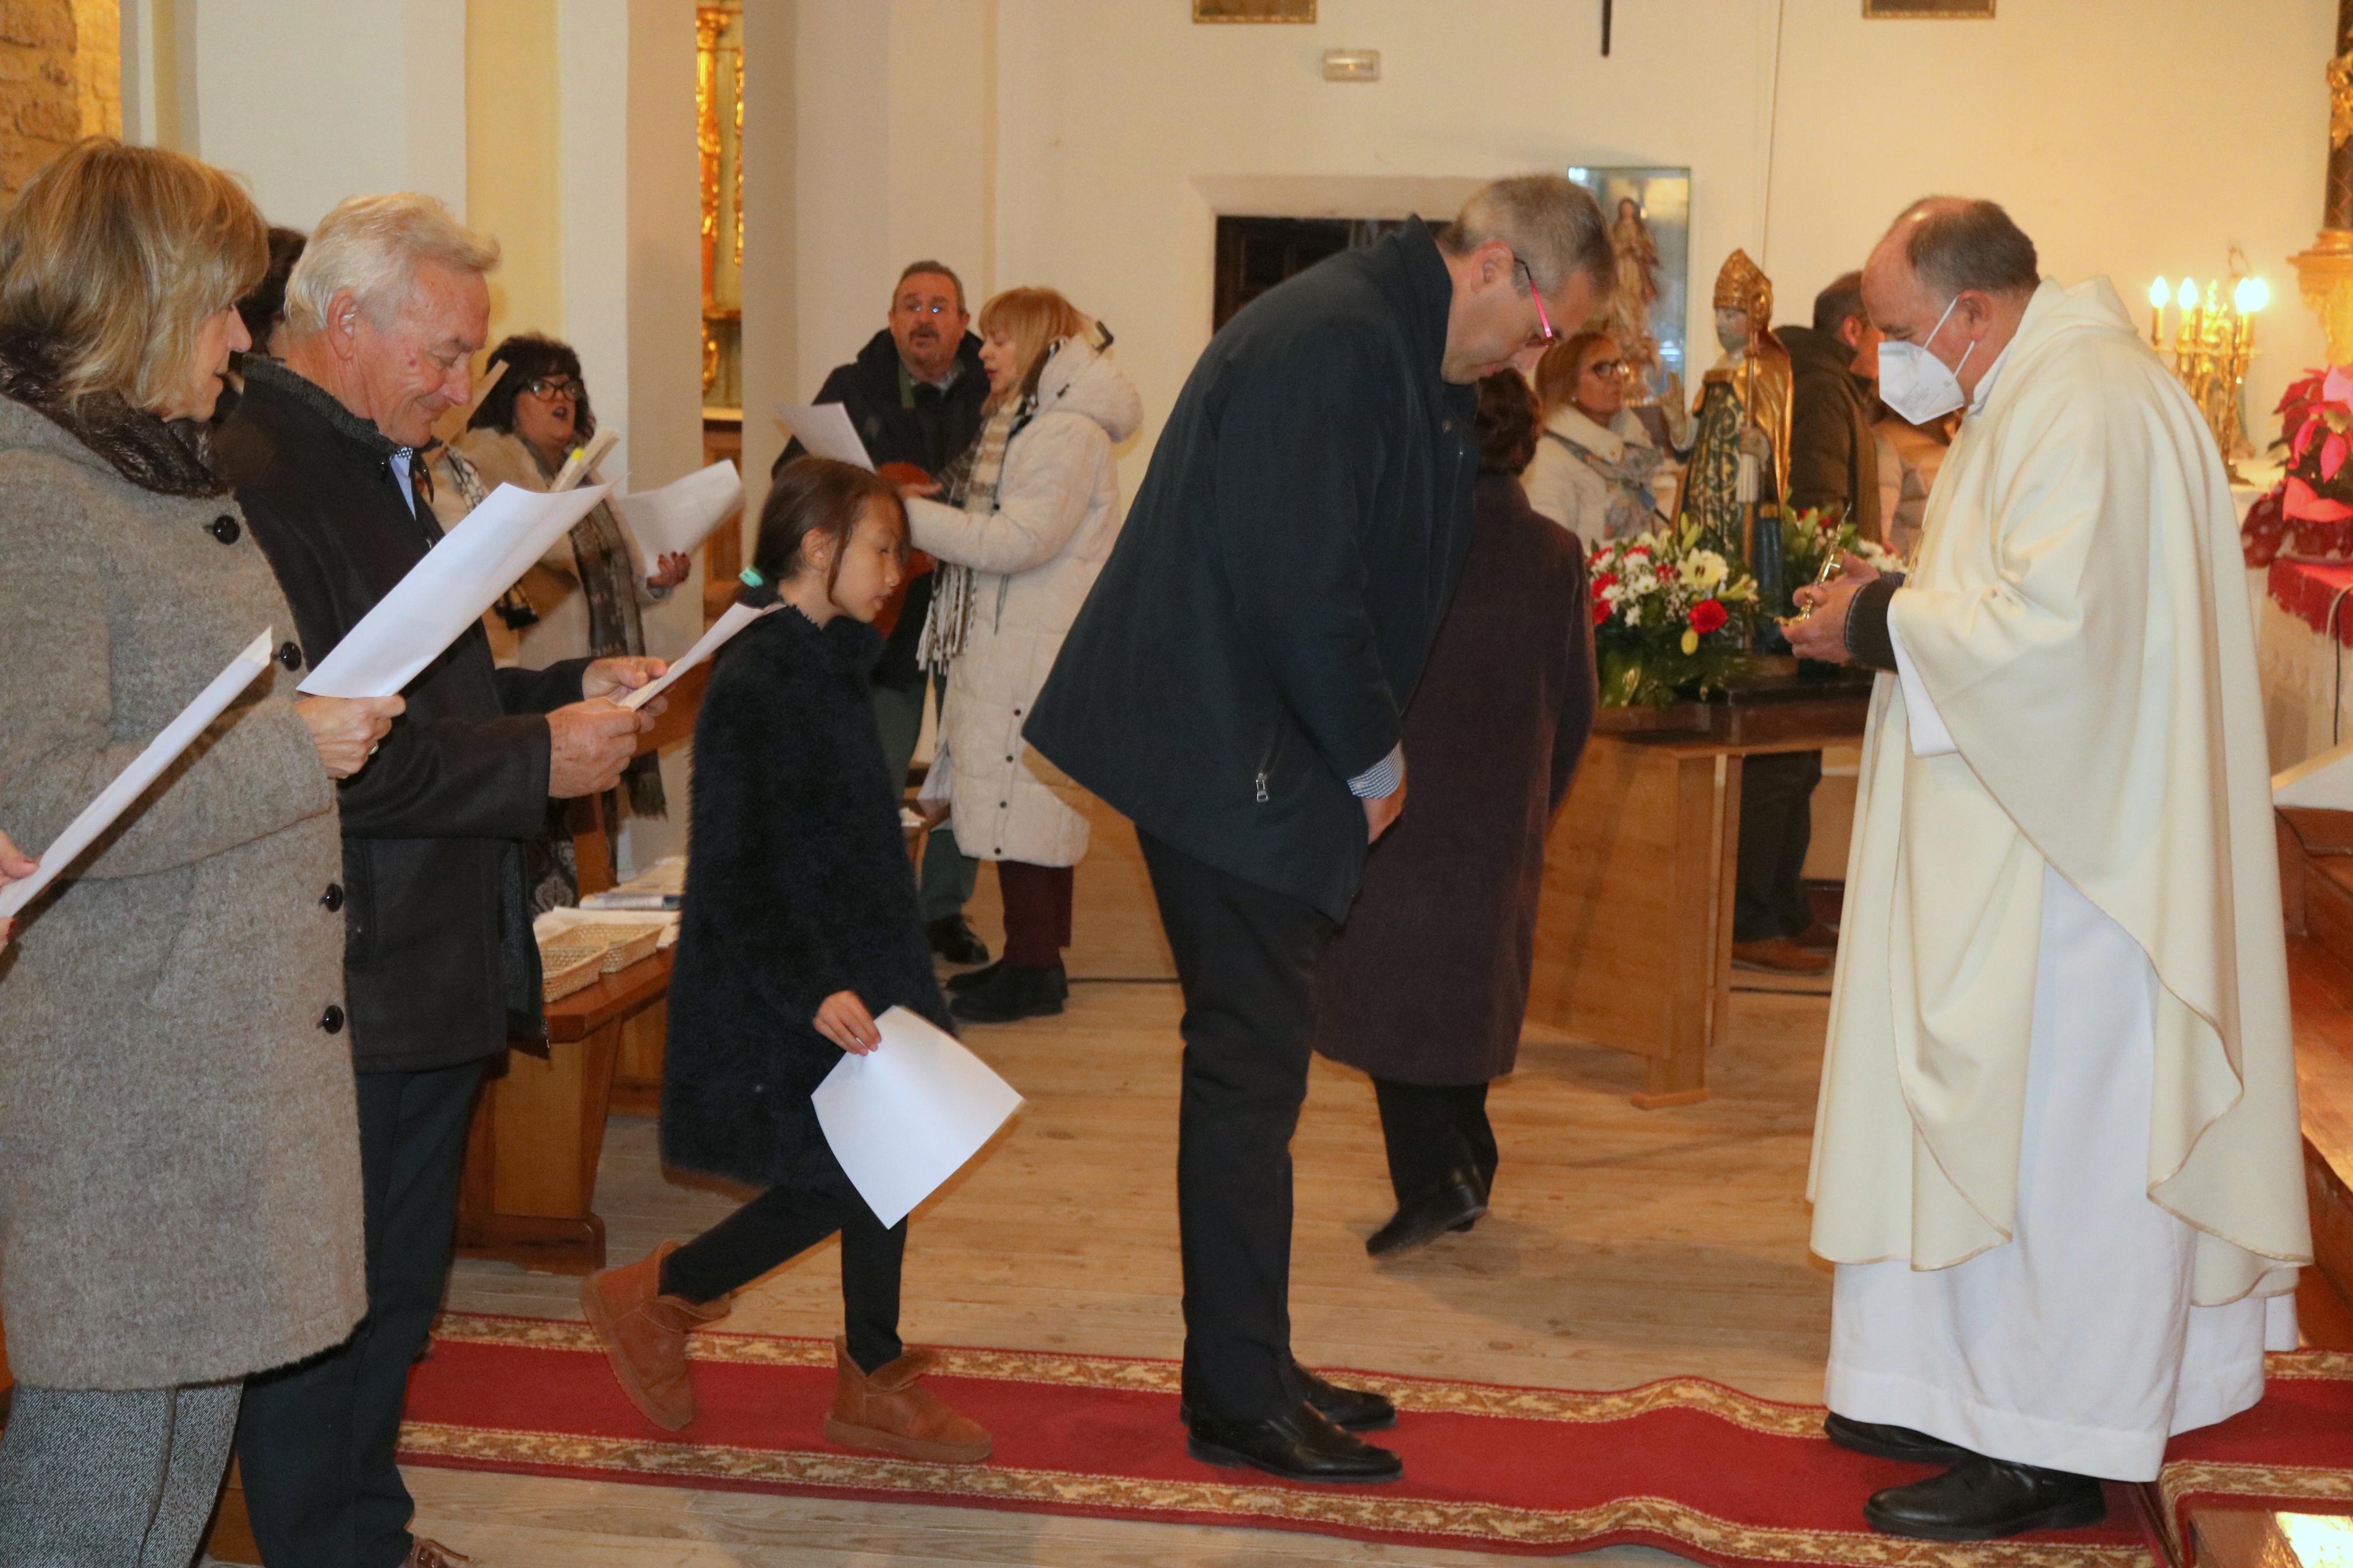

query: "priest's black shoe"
left=927, top=915, right=991, bottom=966
left=1365, top=1168, right=1488, bottom=1258
left=1181, top=1363, right=1397, bottom=1434
left=1186, top=1402, right=1403, bottom=1484
left=1863, top=1456, right=2106, bottom=1541
left=1824, top=1413, right=1972, bottom=1464
left=949, top=961, right=1067, bottom=1023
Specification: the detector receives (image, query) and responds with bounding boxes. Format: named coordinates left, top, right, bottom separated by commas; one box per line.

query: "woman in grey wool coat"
left=0, top=140, right=400, bottom=1566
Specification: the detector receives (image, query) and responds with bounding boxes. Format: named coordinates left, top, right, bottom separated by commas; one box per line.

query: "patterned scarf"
left=440, top=440, right=667, bottom=827
left=917, top=394, right=1024, bottom=673
left=1543, top=428, right=1666, bottom=542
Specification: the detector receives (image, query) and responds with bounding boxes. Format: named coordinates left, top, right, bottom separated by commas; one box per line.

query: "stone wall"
left=0, top=0, right=118, bottom=197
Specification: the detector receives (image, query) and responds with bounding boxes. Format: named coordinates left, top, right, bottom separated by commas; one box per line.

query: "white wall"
left=1765, top=0, right=2331, bottom=432
left=756, top=0, right=2334, bottom=503
left=126, top=0, right=469, bottom=229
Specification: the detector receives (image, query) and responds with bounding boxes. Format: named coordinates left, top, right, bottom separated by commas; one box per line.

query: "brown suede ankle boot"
left=823, top=1337, right=993, bottom=1463
left=580, top=1240, right=731, bottom=1431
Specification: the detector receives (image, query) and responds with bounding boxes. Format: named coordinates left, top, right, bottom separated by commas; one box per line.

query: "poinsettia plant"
left=2244, top=367, right=2353, bottom=567
left=1777, top=504, right=1905, bottom=618
left=1588, top=528, right=1763, bottom=707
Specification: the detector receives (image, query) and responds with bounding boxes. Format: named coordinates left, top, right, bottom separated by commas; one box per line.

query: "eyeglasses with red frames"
left=1516, top=258, right=1555, bottom=348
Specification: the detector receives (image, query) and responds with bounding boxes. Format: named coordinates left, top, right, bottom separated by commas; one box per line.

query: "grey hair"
left=1439, top=173, right=1615, bottom=306
left=283, top=192, right=499, bottom=336
left=1889, top=196, right=2038, bottom=302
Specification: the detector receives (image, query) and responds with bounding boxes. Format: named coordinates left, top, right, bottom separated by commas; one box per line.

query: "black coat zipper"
left=1254, top=720, right=1286, bottom=803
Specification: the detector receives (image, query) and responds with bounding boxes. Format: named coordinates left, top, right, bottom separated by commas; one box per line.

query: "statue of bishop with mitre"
left=1676, top=248, right=1793, bottom=565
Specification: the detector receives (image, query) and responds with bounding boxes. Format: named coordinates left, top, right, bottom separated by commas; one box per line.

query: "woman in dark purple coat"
left=1312, top=370, right=1596, bottom=1258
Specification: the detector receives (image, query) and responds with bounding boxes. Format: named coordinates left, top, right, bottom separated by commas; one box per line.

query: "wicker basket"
left=540, top=941, right=607, bottom=1002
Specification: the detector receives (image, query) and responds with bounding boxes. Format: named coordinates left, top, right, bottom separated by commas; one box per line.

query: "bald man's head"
left=1862, top=196, right=2039, bottom=411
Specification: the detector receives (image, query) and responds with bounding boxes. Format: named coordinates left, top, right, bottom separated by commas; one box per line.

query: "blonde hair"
left=977, top=286, right=1087, bottom=413
left=284, top=192, right=498, bottom=337
left=0, top=138, right=267, bottom=413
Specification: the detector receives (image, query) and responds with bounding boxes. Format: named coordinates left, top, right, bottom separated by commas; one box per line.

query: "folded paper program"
left=300, top=482, right=611, bottom=698
left=0, top=630, right=275, bottom=918
left=611, top=460, right=743, bottom=559
left=811, top=1006, right=1023, bottom=1227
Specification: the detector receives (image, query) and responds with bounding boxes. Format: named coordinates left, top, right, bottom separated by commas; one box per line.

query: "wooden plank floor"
left=399, top=806, right=1830, bottom=1565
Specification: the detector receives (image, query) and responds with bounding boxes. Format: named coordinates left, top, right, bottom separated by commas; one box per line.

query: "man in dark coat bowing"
left=1027, top=173, right=1614, bottom=1484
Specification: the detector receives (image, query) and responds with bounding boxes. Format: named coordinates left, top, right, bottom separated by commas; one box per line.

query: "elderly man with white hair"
left=1786, top=197, right=2310, bottom=1541
left=217, top=193, right=663, bottom=1568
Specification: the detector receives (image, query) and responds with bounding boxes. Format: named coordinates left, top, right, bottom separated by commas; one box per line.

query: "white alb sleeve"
left=1886, top=607, right=1958, bottom=759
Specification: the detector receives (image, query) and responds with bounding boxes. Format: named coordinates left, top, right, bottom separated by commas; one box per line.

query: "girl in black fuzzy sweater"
left=581, top=458, right=991, bottom=1464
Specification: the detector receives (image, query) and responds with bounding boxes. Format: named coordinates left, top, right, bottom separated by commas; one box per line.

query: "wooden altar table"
left=1525, top=673, right=1873, bottom=1108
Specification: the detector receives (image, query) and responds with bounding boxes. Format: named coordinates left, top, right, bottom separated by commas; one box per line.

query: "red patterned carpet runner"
left=400, top=1314, right=2353, bottom=1566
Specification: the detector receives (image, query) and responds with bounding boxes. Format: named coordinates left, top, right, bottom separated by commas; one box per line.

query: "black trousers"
left=1370, top=1079, right=1496, bottom=1206
left=1138, top=831, right=1336, bottom=1422
left=235, top=1058, right=484, bottom=1568
left=1734, top=750, right=1823, bottom=943
left=659, top=1184, right=907, bottom=1374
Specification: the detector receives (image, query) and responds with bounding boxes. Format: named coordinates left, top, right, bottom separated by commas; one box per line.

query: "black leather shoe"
left=946, top=959, right=1001, bottom=995
left=1864, top=1456, right=2106, bottom=1541
left=1181, top=1363, right=1397, bottom=1434
left=1294, top=1365, right=1396, bottom=1432
left=952, top=960, right=1067, bottom=1001
left=1186, top=1402, right=1402, bottom=1484
left=1366, top=1168, right=1488, bottom=1258
left=1825, top=1413, right=1973, bottom=1464
left=927, top=915, right=990, bottom=966
left=950, top=962, right=1067, bottom=1023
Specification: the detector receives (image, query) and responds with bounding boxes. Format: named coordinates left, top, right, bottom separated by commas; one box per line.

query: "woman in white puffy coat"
left=903, top=287, right=1142, bottom=1023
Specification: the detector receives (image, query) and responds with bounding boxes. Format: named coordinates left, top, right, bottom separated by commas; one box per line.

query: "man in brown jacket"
left=1734, top=272, right=1886, bottom=978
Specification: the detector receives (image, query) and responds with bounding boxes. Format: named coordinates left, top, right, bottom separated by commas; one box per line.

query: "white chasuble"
left=1808, top=279, right=2311, bottom=1474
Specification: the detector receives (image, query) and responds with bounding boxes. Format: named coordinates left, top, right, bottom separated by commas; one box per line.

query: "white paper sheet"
left=776, top=402, right=875, bottom=470
left=0, top=630, right=275, bottom=918
left=551, top=427, right=620, bottom=492
left=811, top=1005, right=1023, bottom=1228
left=299, top=481, right=612, bottom=697
left=612, top=460, right=743, bottom=559
left=616, top=600, right=774, bottom=712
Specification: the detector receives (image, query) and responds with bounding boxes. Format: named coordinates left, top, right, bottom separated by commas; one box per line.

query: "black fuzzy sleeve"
left=683, top=651, right=856, bottom=1026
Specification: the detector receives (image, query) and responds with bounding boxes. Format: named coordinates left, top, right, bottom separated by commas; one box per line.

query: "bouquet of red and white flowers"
left=1779, top=504, right=1904, bottom=617
left=1587, top=529, right=1763, bottom=707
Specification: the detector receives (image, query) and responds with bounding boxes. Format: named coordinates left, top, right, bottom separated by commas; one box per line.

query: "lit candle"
left=2174, top=278, right=2201, bottom=370
left=2148, top=277, right=2169, bottom=349
left=2234, top=275, right=2267, bottom=356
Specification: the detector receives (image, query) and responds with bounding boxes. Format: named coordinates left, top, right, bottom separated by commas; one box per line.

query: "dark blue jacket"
left=1025, top=218, right=1477, bottom=919
left=659, top=605, right=953, bottom=1192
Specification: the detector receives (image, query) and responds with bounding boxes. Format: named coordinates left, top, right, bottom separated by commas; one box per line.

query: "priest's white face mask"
left=1878, top=293, right=1973, bottom=424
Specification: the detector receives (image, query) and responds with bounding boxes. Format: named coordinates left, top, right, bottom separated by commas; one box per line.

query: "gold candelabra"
left=2148, top=266, right=2268, bottom=481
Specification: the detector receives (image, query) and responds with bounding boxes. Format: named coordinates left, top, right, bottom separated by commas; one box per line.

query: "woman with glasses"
left=438, top=333, right=690, bottom=900
left=1522, top=329, right=1667, bottom=549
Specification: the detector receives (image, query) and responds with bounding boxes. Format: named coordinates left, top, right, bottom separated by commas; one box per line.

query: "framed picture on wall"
left=1193, top=0, right=1316, bottom=21
left=1566, top=166, right=1692, bottom=411
left=1863, top=0, right=1994, bottom=16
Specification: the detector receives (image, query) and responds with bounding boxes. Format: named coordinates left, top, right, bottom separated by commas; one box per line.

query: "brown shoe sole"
left=580, top=1275, right=695, bottom=1432
left=824, top=1414, right=992, bottom=1463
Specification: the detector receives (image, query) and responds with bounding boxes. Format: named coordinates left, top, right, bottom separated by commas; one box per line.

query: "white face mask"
left=1876, top=294, right=1974, bottom=424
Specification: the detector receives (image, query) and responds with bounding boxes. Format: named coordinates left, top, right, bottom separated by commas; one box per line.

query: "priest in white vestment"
left=1786, top=197, right=2311, bottom=1543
